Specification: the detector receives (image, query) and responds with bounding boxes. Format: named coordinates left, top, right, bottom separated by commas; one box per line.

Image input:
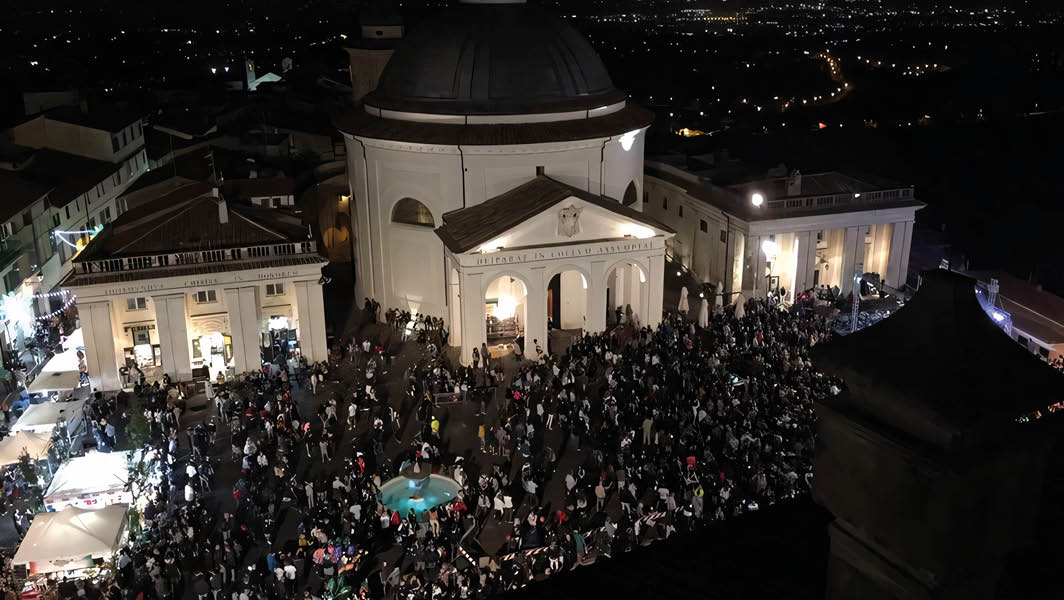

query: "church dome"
left=364, top=0, right=625, bottom=117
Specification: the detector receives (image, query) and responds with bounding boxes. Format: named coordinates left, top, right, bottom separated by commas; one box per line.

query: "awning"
left=27, top=371, right=82, bottom=394
left=12, top=399, right=87, bottom=434
left=13, top=504, right=128, bottom=572
left=0, top=431, right=53, bottom=466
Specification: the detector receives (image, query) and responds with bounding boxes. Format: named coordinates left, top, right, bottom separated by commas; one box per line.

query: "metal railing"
left=77, top=240, right=317, bottom=275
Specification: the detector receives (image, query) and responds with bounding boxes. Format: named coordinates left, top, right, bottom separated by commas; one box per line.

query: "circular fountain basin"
left=379, top=473, right=461, bottom=515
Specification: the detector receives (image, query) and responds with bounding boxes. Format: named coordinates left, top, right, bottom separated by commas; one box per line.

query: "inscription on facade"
left=474, top=241, right=655, bottom=266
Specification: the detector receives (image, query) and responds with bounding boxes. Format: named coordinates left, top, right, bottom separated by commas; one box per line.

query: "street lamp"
left=751, top=192, right=764, bottom=207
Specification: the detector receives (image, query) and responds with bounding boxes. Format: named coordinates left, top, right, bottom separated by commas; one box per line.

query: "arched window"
left=391, top=198, right=435, bottom=227
left=622, top=181, right=638, bottom=206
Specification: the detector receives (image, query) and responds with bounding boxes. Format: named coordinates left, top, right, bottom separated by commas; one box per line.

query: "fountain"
left=379, top=461, right=461, bottom=515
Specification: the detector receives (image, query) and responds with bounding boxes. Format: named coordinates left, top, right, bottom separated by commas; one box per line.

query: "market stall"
left=26, top=328, right=87, bottom=397
left=0, top=431, right=53, bottom=467
left=44, top=451, right=143, bottom=511
left=11, top=399, right=86, bottom=435
left=12, top=504, right=128, bottom=574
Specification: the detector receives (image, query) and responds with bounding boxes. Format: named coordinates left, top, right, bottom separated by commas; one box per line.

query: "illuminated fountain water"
left=379, top=461, right=461, bottom=515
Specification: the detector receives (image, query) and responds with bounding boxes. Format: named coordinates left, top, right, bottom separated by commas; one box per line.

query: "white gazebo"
left=12, top=399, right=87, bottom=434
left=436, top=176, right=673, bottom=363
left=0, top=431, right=53, bottom=467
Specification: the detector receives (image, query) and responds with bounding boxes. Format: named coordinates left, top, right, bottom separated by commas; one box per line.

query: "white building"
left=339, top=0, right=671, bottom=363
left=644, top=162, right=925, bottom=302
left=61, top=184, right=328, bottom=391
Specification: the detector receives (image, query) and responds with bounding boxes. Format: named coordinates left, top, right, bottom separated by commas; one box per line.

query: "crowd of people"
left=0, top=292, right=840, bottom=600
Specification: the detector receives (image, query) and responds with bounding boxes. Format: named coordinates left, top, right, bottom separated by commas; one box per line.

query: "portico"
left=436, top=176, right=672, bottom=363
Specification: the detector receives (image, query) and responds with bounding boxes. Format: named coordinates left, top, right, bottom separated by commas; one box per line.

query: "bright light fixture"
left=761, top=239, right=779, bottom=258
left=992, top=311, right=1005, bottom=323
left=751, top=192, right=764, bottom=207
left=620, top=224, right=655, bottom=239
left=0, top=293, right=35, bottom=336
left=619, top=130, right=639, bottom=152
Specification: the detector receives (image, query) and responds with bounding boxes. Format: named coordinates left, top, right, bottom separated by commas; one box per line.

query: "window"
left=113, top=173, right=121, bottom=187
left=266, top=283, right=284, bottom=296
left=720, top=229, right=728, bottom=243
left=679, top=205, right=684, bottom=217
left=111, top=135, right=120, bottom=153
left=121, top=131, right=127, bottom=146
left=88, top=217, right=96, bottom=230
left=134, top=123, right=141, bottom=138
left=100, top=207, right=112, bottom=224
left=272, top=197, right=282, bottom=208
left=622, top=181, right=638, bottom=206
left=536, top=166, right=545, bottom=176
left=700, top=219, right=708, bottom=233
left=817, top=230, right=825, bottom=243
left=126, top=297, right=147, bottom=311
left=663, top=196, right=669, bottom=210
left=22, top=211, right=31, bottom=228
left=52, top=213, right=60, bottom=228
left=128, top=159, right=134, bottom=177
left=65, top=206, right=70, bottom=220
left=1039, top=347, right=1050, bottom=359
left=2, top=271, right=20, bottom=296
left=195, top=290, right=217, bottom=304
left=391, top=198, right=435, bottom=227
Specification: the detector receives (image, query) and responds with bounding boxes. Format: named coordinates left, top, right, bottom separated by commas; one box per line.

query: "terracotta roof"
left=435, top=175, right=674, bottom=253
left=334, top=104, right=654, bottom=146
left=0, top=171, right=51, bottom=223
left=75, top=183, right=311, bottom=260
left=223, top=177, right=296, bottom=200
left=62, top=255, right=326, bottom=288
left=813, top=269, right=1064, bottom=451
left=11, top=149, right=121, bottom=209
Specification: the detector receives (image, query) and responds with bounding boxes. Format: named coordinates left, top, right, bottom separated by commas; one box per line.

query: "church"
left=338, top=0, right=673, bottom=363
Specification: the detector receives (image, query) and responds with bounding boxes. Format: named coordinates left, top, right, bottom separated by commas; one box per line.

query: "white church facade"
left=339, top=0, right=671, bottom=362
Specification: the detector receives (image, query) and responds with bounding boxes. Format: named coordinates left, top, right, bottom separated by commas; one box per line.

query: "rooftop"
left=645, top=162, right=924, bottom=222
left=0, top=171, right=51, bottom=224
left=435, top=175, right=674, bottom=254
left=75, top=182, right=311, bottom=261
left=336, top=104, right=653, bottom=147
left=813, top=269, right=1064, bottom=451
left=45, top=106, right=143, bottom=134
left=365, top=1, right=621, bottom=117
left=7, top=148, right=120, bottom=209
left=965, top=270, right=1064, bottom=345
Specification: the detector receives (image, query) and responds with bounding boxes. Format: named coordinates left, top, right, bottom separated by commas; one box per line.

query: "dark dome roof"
left=365, top=1, right=625, bottom=116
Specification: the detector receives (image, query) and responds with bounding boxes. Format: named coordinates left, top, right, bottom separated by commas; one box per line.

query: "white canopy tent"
left=27, top=329, right=86, bottom=395
left=0, top=431, right=53, bottom=467
left=12, top=399, right=86, bottom=434
left=13, top=504, right=128, bottom=574
left=44, top=451, right=134, bottom=511
left=27, top=371, right=82, bottom=394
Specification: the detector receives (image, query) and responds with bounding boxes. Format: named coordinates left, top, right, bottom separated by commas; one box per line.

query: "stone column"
left=225, top=287, right=262, bottom=375
left=898, top=221, right=915, bottom=291
left=294, top=281, right=328, bottom=363
left=524, top=267, right=548, bottom=360
left=80, top=300, right=122, bottom=392
left=151, top=293, right=192, bottom=382
left=840, top=226, right=862, bottom=296
left=753, top=235, right=770, bottom=297
left=587, top=260, right=608, bottom=334
left=626, top=264, right=642, bottom=323
left=647, top=252, right=666, bottom=328
left=885, top=222, right=907, bottom=289
left=793, top=231, right=817, bottom=294
left=459, top=271, right=484, bottom=366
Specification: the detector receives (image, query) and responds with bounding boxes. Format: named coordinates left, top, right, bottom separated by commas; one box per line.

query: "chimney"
left=213, top=188, right=229, bottom=224
left=787, top=170, right=803, bottom=196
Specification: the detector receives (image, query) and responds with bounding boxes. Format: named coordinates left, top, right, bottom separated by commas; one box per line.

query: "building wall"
left=343, top=127, right=648, bottom=326
left=12, top=116, right=143, bottom=163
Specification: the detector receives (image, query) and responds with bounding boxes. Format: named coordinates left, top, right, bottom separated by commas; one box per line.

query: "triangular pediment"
left=436, top=176, right=673, bottom=254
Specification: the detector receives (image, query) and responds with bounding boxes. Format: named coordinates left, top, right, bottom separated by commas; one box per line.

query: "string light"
left=52, top=226, right=103, bottom=249
left=0, top=290, right=77, bottom=334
